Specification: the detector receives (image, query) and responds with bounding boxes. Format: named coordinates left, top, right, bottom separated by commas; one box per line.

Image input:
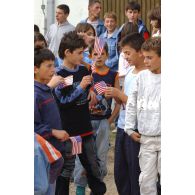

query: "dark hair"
left=148, top=6, right=161, bottom=29
left=125, top=1, right=140, bottom=12
left=120, top=22, right=139, bottom=40
left=141, top=37, right=161, bottom=57
left=75, top=23, right=96, bottom=36
left=34, top=24, right=40, bottom=33
left=88, top=41, right=108, bottom=55
left=89, top=0, right=101, bottom=7
left=34, top=32, right=47, bottom=48
left=57, top=4, right=70, bottom=15
left=121, top=32, right=145, bottom=52
left=34, top=48, right=55, bottom=68
left=58, top=31, right=87, bottom=59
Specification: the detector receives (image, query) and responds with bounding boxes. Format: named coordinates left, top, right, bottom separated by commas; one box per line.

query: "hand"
left=47, top=75, right=64, bottom=89
left=105, top=87, right=119, bottom=98
left=130, top=132, right=141, bottom=142
left=52, top=129, right=69, bottom=142
left=80, top=75, right=92, bottom=89
left=107, top=117, right=113, bottom=125
left=77, top=32, right=95, bottom=45
left=88, top=90, right=98, bottom=107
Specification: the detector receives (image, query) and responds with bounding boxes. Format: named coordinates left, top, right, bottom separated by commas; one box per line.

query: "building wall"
left=99, top=0, right=161, bottom=33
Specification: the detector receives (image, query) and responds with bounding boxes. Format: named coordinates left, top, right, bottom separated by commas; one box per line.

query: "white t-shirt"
left=87, top=19, right=98, bottom=34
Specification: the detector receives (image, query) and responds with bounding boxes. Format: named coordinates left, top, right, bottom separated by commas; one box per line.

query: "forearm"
left=124, top=93, right=137, bottom=135
left=109, top=102, right=120, bottom=123
left=55, top=85, right=84, bottom=105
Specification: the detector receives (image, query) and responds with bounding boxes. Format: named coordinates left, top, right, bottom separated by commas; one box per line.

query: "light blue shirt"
left=117, top=67, right=137, bottom=129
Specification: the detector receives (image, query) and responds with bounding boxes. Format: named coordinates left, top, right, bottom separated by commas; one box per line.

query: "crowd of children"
left=34, top=1, right=161, bottom=195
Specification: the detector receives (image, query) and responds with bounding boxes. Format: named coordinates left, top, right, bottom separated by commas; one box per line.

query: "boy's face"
left=34, top=60, right=55, bottom=84
left=65, top=48, right=84, bottom=65
left=122, top=45, right=140, bottom=66
left=91, top=48, right=108, bottom=67
left=104, top=17, right=117, bottom=33
left=89, top=3, right=101, bottom=18
left=142, top=50, right=161, bottom=74
left=56, top=8, right=68, bottom=24
left=125, top=9, right=139, bottom=22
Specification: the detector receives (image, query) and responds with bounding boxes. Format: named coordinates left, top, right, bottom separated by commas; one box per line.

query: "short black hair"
left=57, top=4, right=70, bottom=15
left=88, top=41, right=108, bottom=55
left=34, top=24, right=40, bottom=33
left=121, top=32, right=145, bottom=52
left=125, top=1, right=140, bottom=12
left=58, top=31, right=87, bottom=59
left=34, top=48, right=55, bottom=68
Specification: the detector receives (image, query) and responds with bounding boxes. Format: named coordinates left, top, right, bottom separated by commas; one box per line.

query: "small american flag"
left=58, top=75, right=73, bottom=89
left=91, top=37, right=105, bottom=73
left=94, top=37, right=105, bottom=57
left=91, top=61, right=96, bottom=73
left=94, top=81, right=107, bottom=95
left=69, top=136, right=82, bottom=155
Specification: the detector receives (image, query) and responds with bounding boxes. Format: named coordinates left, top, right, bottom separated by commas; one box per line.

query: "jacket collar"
left=102, top=28, right=118, bottom=38
left=34, top=80, right=51, bottom=91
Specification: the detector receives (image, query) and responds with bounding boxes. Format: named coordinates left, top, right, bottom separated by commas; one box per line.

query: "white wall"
left=55, top=0, right=88, bottom=26
left=34, top=0, right=89, bottom=35
left=34, top=0, right=46, bottom=34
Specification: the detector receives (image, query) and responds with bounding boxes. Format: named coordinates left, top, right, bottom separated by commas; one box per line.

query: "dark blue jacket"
left=34, top=81, right=65, bottom=152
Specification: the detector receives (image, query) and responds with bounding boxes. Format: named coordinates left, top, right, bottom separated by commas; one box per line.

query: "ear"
left=34, top=66, right=39, bottom=74
left=64, top=49, right=70, bottom=56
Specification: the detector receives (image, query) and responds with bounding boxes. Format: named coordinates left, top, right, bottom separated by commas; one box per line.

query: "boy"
left=100, top=12, right=119, bottom=72
left=54, top=31, right=106, bottom=195
left=34, top=48, right=69, bottom=194
left=45, top=4, right=75, bottom=58
left=74, top=42, right=120, bottom=195
left=118, top=1, right=149, bottom=40
left=105, top=33, right=147, bottom=195
left=80, top=0, right=106, bottom=37
left=124, top=37, right=161, bottom=195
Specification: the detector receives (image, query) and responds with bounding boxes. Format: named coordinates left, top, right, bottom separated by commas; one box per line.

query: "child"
left=34, top=48, right=70, bottom=194
left=45, top=4, right=75, bottom=58
left=100, top=12, right=119, bottom=72
left=124, top=37, right=161, bottom=195
left=148, top=6, right=161, bottom=37
left=75, top=23, right=96, bottom=66
left=118, top=22, right=139, bottom=87
left=74, top=42, right=120, bottom=195
left=119, top=1, right=149, bottom=40
left=80, top=0, right=106, bottom=37
left=54, top=31, right=106, bottom=195
left=105, top=33, right=147, bottom=195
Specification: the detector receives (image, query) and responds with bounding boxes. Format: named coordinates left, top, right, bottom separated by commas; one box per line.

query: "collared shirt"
left=100, top=28, right=119, bottom=71
left=45, top=21, right=75, bottom=57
